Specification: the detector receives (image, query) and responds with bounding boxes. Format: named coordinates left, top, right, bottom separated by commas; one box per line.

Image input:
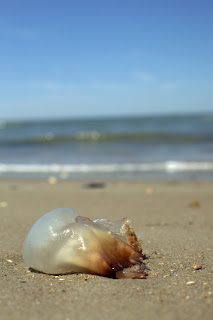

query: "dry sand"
left=0, top=179, right=212, bottom=320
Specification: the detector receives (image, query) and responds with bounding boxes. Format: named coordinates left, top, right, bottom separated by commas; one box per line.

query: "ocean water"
left=0, top=113, right=213, bottom=180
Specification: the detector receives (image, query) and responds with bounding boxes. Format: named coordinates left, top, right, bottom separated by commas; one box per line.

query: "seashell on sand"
left=23, top=208, right=149, bottom=279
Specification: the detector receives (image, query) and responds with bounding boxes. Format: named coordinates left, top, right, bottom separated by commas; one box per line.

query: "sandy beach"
left=0, top=179, right=212, bottom=320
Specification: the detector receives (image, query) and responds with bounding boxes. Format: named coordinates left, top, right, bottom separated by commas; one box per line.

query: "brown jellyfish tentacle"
left=123, top=219, right=143, bottom=254
left=116, top=264, right=149, bottom=279
left=129, top=251, right=144, bottom=264
left=113, top=247, right=149, bottom=279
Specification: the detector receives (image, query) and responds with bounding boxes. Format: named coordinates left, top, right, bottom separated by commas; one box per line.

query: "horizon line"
left=1, top=110, right=213, bottom=123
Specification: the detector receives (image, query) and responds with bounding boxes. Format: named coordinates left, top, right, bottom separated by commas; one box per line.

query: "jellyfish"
left=23, top=208, right=148, bottom=279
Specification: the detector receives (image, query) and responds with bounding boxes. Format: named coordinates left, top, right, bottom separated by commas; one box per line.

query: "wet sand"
left=0, top=179, right=212, bottom=319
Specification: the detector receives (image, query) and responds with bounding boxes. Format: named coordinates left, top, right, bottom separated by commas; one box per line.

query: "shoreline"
left=1, top=160, right=213, bottom=182
left=1, top=179, right=212, bottom=319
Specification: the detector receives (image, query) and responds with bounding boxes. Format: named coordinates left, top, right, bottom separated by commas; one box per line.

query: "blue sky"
left=0, top=0, right=213, bottom=120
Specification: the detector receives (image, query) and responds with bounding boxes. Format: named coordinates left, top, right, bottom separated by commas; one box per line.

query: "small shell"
left=192, top=265, right=202, bottom=270
left=23, top=208, right=148, bottom=279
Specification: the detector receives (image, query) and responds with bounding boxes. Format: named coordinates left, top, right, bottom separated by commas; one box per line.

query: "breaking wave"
left=1, top=161, right=213, bottom=174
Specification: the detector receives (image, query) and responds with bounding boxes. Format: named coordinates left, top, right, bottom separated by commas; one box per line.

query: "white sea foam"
left=0, top=161, right=213, bottom=174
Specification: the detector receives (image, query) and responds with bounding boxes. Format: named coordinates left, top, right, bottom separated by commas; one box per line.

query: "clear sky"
left=0, top=0, right=213, bottom=120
